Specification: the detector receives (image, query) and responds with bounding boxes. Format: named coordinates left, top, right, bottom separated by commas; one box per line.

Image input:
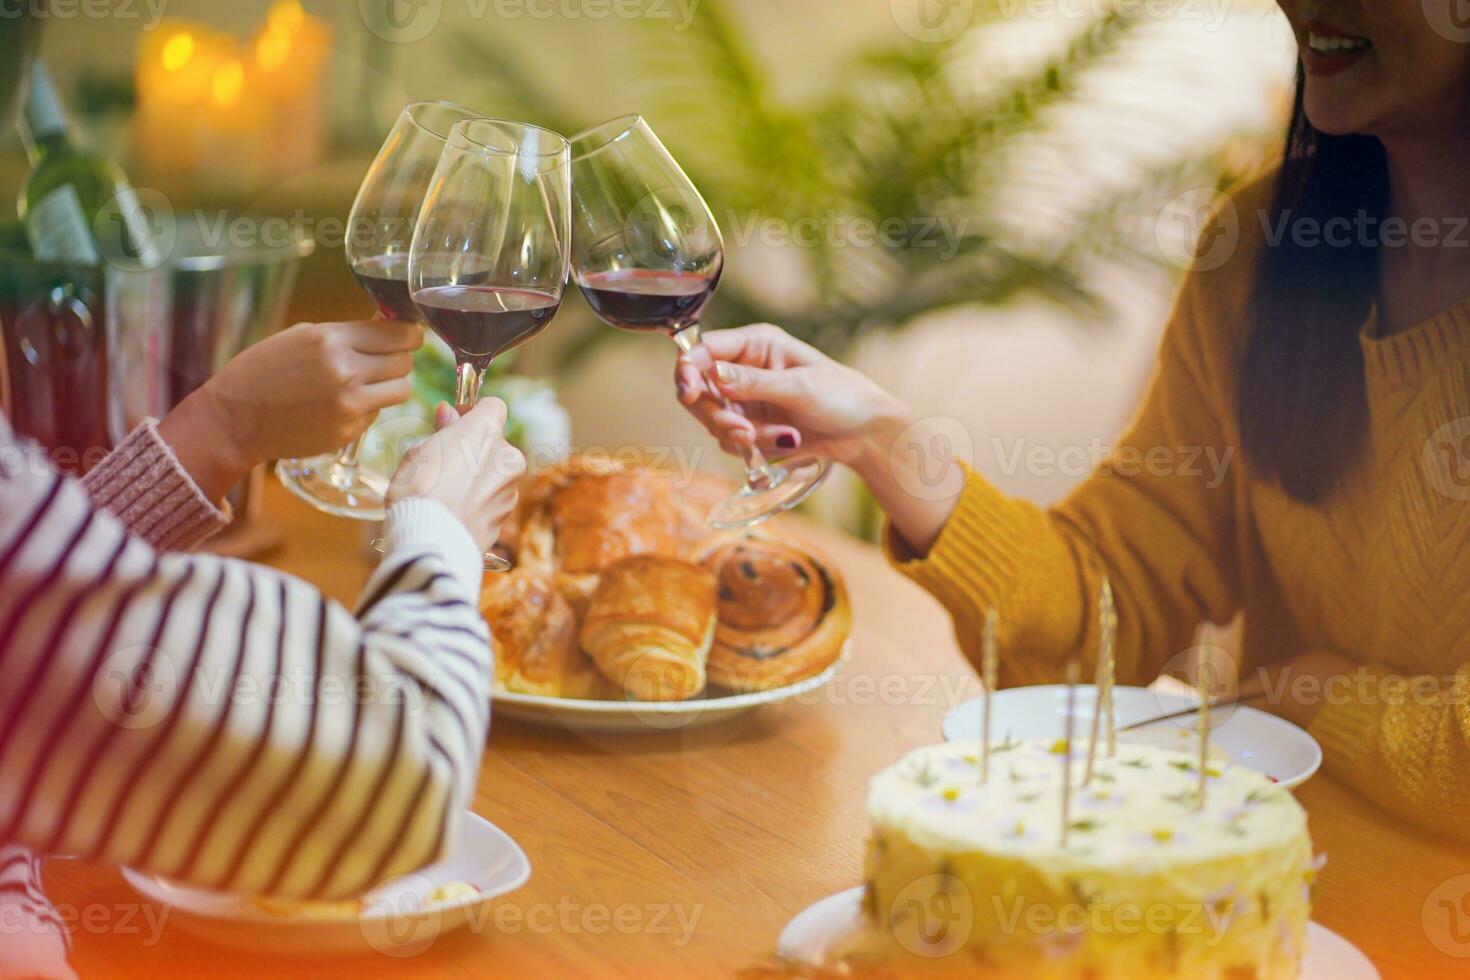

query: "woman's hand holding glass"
left=674, top=322, right=963, bottom=557
left=159, top=318, right=423, bottom=504
left=387, top=398, right=526, bottom=555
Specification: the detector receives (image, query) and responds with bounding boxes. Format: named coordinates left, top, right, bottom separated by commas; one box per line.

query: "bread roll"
left=580, top=555, right=716, bottom=701
left=696, top=536, right=850, bottom=691
left=480, top=570, right=608, bottom=699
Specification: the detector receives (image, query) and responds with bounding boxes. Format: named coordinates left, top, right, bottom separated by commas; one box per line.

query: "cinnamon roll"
left=696, top=536, right=850, bottom=691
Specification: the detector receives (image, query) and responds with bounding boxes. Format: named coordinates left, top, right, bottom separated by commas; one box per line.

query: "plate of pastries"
left=481, top=455, right=852, bottom=732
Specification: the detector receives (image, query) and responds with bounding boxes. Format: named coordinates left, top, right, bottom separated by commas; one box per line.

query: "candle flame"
left=268, top=0, right=305, bottom=33
left=161, top=33, right=195, bottom=73
left=257, top=27, right=292, bottom=71
left=211, top=59, right=245, bottom=107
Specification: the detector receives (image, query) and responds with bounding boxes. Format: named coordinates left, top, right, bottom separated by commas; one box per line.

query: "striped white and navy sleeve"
left=0, top=420, right=492, bottom=900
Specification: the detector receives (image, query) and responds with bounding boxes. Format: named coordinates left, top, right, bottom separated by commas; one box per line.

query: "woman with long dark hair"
left=678, top=2, right=1470, bottom=841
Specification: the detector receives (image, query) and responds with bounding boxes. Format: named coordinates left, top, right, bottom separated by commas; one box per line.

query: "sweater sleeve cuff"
left=383, top=498, right=484, bottom=602
left=882, top=462, right=1034, bottom=626
left=81, top=419, right=232, bottom=551
left=1308, top=663, right=1390, bottom=785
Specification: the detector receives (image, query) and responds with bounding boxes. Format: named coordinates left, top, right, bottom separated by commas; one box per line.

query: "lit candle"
left=135, top=21, right=222, bottom=176
left=1060, top=660, right=1079, bottom=846
left=981, top=608, right=998, bottom=784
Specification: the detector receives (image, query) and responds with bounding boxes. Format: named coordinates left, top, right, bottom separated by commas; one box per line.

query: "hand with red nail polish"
left=673, top=323, right=962, bottom=558
left=671, top=323, right=911, bottom=468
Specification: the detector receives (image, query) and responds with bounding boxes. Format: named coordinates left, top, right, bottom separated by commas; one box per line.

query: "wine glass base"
left=369, top=537, right=513, bottom=573
left=707, top=458, right=831, bottom=531
left=277, top=455, right=390, bottom=521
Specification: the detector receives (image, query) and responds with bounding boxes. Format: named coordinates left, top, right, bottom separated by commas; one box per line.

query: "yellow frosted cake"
left=854, top=738, right=1316, bottom=978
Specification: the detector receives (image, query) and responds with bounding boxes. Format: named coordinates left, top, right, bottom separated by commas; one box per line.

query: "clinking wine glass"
left=567, top=115, right=828, bottom=530
left=407, top=117, right=572, bottom=571
left=278, top=100, right=482, bottom=521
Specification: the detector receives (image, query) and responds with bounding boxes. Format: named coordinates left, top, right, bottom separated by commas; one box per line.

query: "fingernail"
left=776, top=433, right=797, bottom=450
left=676, top=380, right=688, bottom=400
left=713, top=362, right=735, bottom=384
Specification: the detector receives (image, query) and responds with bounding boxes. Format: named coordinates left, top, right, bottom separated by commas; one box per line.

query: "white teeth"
left=1307, top=33, right=1370, bottom=54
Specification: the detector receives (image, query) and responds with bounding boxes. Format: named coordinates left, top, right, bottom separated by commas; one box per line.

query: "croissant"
left=515, top=458, right=683, bottom=617
left=480, top=570, right=609, bottom=700
left=580, top=555, right=716, bottom=701
left=696, top=536, right=850, bottom=691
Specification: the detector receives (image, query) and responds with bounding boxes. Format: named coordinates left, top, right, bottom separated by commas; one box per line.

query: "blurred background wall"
left=3, top=0, right=1296, bottom=535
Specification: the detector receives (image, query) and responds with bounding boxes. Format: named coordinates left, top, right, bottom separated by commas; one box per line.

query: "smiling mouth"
left=1301, top=20, right=1373, bottom=76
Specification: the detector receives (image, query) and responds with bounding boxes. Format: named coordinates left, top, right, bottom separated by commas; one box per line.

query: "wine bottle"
left=17, top=60, right=161, bottom=267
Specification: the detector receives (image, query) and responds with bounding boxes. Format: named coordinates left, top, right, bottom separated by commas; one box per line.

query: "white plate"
left=490, top=641, right=849, bottom=733
left=941, top=685, right=1322, bottom=789
left=779, top=887, right=1378, bottom=980
left=123, top=810, right=530, bottom=958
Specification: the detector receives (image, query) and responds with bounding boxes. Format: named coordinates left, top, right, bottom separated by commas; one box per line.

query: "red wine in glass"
left=350, top=253, right=417, bottom=321
left=577, top=267, right=721, bottom=334
left=413, top=284, right=561, bottom=369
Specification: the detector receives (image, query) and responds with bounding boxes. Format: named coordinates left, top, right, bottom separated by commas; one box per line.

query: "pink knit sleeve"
left=81, top=419, right=231, bottom=551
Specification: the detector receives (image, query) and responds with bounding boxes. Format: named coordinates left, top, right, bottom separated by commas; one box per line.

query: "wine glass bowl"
left=568, top=114, right=828, bottom=530
left=408, top=116, right=572, bottom=570
left=278, top=100, right=482, bottom=521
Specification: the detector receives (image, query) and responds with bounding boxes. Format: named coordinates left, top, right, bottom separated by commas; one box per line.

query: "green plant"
left=453, top=1, right=1276, bottom=366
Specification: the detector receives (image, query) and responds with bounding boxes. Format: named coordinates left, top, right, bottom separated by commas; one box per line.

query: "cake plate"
left=778, top=887, right=1379, bottom=979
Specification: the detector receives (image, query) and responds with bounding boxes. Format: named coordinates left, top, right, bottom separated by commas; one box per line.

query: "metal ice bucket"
left=0, top=215, right=314, bottom=549
left=1, top=216, right=314, bottom=460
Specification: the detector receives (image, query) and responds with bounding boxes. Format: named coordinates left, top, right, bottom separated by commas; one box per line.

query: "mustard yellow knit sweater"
left=886, top=182, right=1470, bottom=842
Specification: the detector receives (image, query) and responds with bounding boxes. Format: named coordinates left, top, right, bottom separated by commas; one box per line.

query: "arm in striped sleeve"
left=0, top=422, right=492, bottom=900
left=0, top=843, right=74, bottom=980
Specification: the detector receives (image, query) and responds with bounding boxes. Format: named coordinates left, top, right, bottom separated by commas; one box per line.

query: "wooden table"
left=44, top=481, right=1470, bottom=978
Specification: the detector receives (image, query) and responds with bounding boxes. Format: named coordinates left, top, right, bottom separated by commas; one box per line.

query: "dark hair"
left=1238, top=67, right=1389, bottom=502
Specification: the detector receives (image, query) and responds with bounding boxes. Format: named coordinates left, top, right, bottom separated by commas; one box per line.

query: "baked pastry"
left=579, top=555, right=716, bottom=701
left=696, top=536, right=850, bottom=691
left=516, top=458, right=683, bottom=616
left=479, top=570, right=608, bottom=700
left=853, top=739, right=1315, bottom=978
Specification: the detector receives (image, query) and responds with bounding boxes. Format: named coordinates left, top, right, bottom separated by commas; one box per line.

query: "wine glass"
left=278, top=100, right=481, bottom=521
left=567, top=115, right=828, bottom=530
left=409, top=117, right=572, bottom=571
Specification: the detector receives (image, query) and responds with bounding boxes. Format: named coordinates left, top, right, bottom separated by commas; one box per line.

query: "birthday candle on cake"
left=1100, top=577, right=1117, bottom=757
left=981, top=609, right=998, bottom=784
left=1196, top=653, right=1212, bottom=812
left=1061, top=660, right=1079, bottom=845
left=1083, top=663, right=1103, bottom=786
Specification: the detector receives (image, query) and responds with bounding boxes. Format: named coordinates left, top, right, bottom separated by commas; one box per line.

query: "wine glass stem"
left=336, top=436, right=365, bottom=469
left=455, top=359, right=488, bottom=411
left=331, top=310, right=387, bottom=475
left=670, top=324, right=778, bottom=489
